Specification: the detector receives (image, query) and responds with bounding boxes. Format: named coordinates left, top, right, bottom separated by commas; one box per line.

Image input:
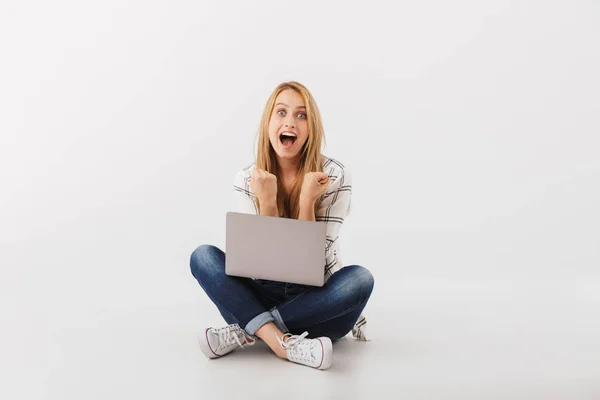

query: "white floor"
left=2, top=253, right=599, bottom=399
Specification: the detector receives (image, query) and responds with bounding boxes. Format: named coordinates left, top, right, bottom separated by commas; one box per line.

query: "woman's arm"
left=260, top=202, right=279, bottom=217
left=234, top=169, right=259, bottom=214
left=298, top=198, right=316, bottom=221
left=234, top=166, right=279, bottom=216
left=315, top=168, right=352, bottom=274
left=298, top=172, right=330, bottom=221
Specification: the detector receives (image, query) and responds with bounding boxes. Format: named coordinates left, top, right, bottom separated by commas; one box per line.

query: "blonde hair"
left=255, top=81, right=326, bottom=219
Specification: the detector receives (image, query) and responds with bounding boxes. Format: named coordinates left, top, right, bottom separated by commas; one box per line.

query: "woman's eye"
left=276, top=109, right=305, bottom=119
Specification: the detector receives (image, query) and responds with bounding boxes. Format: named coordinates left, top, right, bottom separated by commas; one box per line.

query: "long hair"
left=255, top=81, right=326, bottom=219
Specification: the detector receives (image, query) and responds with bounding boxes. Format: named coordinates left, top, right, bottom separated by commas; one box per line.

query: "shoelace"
left=216, top=325, right=255, bottom=351
left=276, top=331, right=315, bottom=362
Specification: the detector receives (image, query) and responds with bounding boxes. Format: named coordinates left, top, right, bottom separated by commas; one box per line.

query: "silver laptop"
left=225, top=211, right=326, bottom=287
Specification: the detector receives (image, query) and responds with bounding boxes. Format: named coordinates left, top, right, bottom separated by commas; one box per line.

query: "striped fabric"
left=233, top=155, right=369, bottom=341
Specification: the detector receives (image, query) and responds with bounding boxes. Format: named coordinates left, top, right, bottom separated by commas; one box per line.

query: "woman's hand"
left=300, top=172, right=330, bottom=205
left=250, top=168, right=278, bottom=207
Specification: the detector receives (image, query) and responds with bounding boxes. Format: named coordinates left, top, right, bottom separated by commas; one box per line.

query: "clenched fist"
left=250, top=168, right=278, bottom=206
left=300, top=172, right=330, bottom=204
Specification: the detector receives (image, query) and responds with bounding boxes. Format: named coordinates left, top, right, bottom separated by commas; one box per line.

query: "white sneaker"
left=276, top=331, right=333, bottom=370
left=198, top=324, right=256, bottom=359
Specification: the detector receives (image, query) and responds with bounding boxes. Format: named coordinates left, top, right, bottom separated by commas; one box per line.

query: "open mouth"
left=279, top=132, right=297, bottom=148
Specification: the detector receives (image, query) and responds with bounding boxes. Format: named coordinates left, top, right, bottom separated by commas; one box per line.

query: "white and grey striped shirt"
left=233, top=155, right=369, bottom=341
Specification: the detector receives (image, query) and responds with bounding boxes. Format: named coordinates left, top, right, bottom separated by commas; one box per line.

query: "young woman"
left=190, top=81, right=374, bottom=370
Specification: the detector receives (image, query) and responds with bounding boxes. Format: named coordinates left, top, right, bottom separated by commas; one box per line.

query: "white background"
left=1, top=0, right=599, bottom=399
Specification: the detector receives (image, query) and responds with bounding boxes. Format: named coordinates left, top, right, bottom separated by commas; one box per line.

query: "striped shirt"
left=233, top=155, right=369, bottom=341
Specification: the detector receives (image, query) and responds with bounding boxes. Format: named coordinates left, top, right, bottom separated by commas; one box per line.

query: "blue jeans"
left=190, top=244, right=374, bottom=340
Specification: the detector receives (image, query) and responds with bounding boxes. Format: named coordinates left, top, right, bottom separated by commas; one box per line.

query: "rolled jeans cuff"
left=270, top=307, right=289, bottom=333
left=244, top=311, right=275, bottom=337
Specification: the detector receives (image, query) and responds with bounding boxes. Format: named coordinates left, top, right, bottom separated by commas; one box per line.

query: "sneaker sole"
left=316, top=337, right=333, bottom=370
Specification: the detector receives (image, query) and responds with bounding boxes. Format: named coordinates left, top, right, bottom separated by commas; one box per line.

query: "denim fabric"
left=190, top=244, right=374, bottom=340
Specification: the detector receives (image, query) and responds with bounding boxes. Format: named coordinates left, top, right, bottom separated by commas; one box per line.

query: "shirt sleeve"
left=316, top=167, right=352, bottom=274
left=233, top=169, right=258, bottom=215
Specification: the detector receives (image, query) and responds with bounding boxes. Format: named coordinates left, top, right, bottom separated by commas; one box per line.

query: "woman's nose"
left=284, top=114, right=295, bottom=128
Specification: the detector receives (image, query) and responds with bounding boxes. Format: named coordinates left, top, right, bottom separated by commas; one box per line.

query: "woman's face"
left=268, top=89, right=309, bottom=162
